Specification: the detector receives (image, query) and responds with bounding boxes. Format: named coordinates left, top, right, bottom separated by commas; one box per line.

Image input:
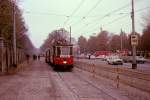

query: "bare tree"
left=96, top=31, right=109, bottom=51
left=0, top=0, right=34, bottom=54
left=87, top=36, right=97, bottom=53
left=78, top=35, right=87, bottom=54
left=40, top=28, right=71, bottom=52
left=109, top=34, right=121, bottom=52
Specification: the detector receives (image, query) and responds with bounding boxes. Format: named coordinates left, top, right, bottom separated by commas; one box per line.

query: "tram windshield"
left=56, top=46, right=72, bottom=56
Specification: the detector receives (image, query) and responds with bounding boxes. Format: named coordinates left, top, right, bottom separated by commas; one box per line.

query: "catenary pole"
left=120, top=29, right=123, bottom=51
left=70, top=26, right=71, bottom=43
left=131, top=0, right=137, bottom=69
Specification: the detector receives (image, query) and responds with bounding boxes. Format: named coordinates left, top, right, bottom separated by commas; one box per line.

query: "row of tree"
left=140, top=13, right=150, bottom=51
left=78, top=11, right=150, bottom=54
left=0, top=0, right=34, bottom=54
left=78, top=30, right=130, bottom=54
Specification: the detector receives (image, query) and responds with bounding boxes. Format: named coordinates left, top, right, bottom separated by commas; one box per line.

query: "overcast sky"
left=18, top=0, right=150, bottom=48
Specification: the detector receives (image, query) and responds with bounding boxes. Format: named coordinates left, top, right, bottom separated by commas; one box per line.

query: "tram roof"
left=53, top=44, right=73, bottom=47
left=52, top=40, right=73, bottom=46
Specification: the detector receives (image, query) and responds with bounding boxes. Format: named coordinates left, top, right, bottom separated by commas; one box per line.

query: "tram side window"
left=49, top=50, right=51, bottom=56
left=57, top=47, right=61, bottom=56
left=53, top=47, right=56, bottom=56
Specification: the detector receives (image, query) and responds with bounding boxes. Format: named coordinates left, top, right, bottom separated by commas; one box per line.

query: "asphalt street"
left=0, top=59, right=149, bottom=100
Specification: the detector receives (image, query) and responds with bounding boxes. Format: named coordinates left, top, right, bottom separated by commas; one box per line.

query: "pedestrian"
left=33, top=54, right=37, bottom=60
left=88, top=54, right=91, bottom=59
left=38, top=55, right=40, bottom=60
left=26, top=54, right=30, bottom=63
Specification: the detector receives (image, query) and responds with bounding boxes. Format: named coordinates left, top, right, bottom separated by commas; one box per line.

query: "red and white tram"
left=45, top=41, right=73, bottom=70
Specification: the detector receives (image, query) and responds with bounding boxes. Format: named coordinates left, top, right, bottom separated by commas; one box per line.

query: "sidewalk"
left=0, top=60, right=31, bottom=75
left=0, top=60, right=56, bottom=100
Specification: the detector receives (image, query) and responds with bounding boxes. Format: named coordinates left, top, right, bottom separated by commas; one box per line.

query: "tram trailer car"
left=45, top=43, right=73, bottom=71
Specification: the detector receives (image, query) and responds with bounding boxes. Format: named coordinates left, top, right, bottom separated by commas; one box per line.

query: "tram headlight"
left=63, top=61, right=67, bottom=64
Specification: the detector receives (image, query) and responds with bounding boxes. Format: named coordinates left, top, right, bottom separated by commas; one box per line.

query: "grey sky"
left=18, top=0, right=150, bottom=48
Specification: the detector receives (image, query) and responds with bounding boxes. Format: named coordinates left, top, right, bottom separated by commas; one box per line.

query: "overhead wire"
left=88, top=15, right=128, bottom=34
left=81, top=3, right=131, bottom=28
left=84, top=0, right=103, bottom=16
left=135, top=6, right=150, bottom=12
left=22, top=5, right=149, bottom=17
left=69, top=0, right=103, bottom=27
left=85, top=6, right=150, bottom=34
left=21, top=0, right=146, bottom=36
left=63, top=0, right=85, bottom=26
left=75, top=3, right=131, bottom=34
left=75, top=5, right=130, bottom=34
left=75, top=0, right=142, bottom=34
left=103, top=6, right=150, bottom=29
left=24, top=11, right=68, bottom=17
left=23, top=10, right=104, bottom=18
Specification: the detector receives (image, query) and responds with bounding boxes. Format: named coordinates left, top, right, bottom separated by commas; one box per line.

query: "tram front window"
left=60, top=47, right=71, bottom=55
left=56, top=46, right=72, bottom=56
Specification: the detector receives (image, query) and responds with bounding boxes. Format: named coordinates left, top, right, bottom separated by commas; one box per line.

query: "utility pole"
left=120, top=29, right=123, bottom=51
left=13, top=0, right=17, bottom=67
left=69, top=26, right=71, bottom=43
left=131, top=0, right=137, bottom=69
left=61, top=28, right=63, bottom=41
left=100, top=27, right=103, bottom=32
left=56, top=30, right=58, bottom=41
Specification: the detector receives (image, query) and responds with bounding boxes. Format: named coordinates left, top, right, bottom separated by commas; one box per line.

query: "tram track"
left=57, top=72, right=81, bottom=100
left=72, top=71, right=117, bottom=100
left=56, top=70, right=117, bottom=100
left=75, top=61, right=150, bottom=93
left=48, top=61, right=150, bottom=100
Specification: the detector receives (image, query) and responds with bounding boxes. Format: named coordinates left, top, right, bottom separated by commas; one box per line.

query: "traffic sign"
left=131, top=34, right=138, bottom=46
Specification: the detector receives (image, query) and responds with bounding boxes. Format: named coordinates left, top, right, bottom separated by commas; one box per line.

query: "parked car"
left=78, top=54, right=86, bottom=59
left=106, top=56, right=123, bottom=65
left=121, top=56, right=131, bottom=62
left=136, top=56, right=146, bottom=64
left=121, top=56, right=146, bottom=64
left=89, top=55, right=96, bottom=59
left=95, top=55, right=105, bottom=60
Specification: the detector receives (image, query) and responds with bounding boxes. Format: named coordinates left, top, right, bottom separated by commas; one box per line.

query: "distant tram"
left=45, top=40, right=73, bottom=71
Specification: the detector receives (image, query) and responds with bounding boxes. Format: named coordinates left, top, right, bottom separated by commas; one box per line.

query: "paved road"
left=52, top=70, right=130, bottom=100
left=0, top=59, right=149, bottom=100
left=76, top=58, right=150, bottom=73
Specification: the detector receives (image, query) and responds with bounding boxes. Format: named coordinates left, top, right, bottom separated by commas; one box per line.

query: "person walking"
left=33, top=54, right=37, bottom=60
left=26, top=54, right=30, bottom=63
left=38, top=55, right=40, bottom=60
